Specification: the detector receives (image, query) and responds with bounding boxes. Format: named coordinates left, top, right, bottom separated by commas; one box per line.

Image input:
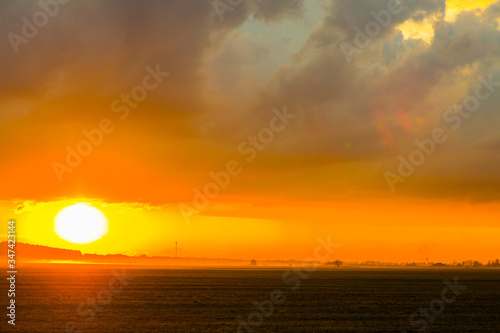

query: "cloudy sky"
left=1, top=0, right=500, bottom=262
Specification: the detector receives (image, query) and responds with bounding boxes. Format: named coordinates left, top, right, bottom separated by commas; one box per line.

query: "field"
left=1, top=266, right=499, bottom=332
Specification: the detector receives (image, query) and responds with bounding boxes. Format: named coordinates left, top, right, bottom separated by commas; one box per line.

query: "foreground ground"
left=1, top=266, right=499, bottom=332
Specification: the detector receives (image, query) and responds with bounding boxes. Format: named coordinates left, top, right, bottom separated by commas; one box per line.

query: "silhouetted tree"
left=327, top=260, right=343, bottom=267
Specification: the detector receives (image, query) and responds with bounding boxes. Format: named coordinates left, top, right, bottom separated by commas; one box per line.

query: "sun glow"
left=54, top=204, right=108, bottom=244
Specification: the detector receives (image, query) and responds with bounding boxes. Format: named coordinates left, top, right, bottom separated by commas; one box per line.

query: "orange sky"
left=1, top=0, right=500, bottom=263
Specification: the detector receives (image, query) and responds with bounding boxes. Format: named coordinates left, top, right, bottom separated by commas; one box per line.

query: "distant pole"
left=175, top=241, right=177, bottom=258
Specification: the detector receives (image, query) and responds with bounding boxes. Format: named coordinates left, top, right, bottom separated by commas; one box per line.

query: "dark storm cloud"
left=1, top=1, right=215, bottom=110
left=0, top=0, right=306, bottom=119
left=202, top=0, right=500, bottom=201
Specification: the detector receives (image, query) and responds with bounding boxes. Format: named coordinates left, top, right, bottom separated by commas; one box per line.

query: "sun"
left=54, top=204, right=108, bottom=244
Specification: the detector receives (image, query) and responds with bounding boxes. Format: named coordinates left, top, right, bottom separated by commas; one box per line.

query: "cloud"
left=252, top=0, right=305, bottom=23
left=1, top=0, right=500, bottom=203
left=15, top=200, right=39, bottom=214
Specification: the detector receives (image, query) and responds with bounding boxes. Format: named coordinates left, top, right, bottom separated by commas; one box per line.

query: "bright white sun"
left=54, top=204, right=108, bottom=244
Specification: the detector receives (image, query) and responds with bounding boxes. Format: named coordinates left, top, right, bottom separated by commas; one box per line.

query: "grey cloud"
left=252, top=0, right=305, bottom=23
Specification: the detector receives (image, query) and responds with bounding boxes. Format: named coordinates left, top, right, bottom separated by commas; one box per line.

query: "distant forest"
left=1, top=242, right=499, bottom=268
